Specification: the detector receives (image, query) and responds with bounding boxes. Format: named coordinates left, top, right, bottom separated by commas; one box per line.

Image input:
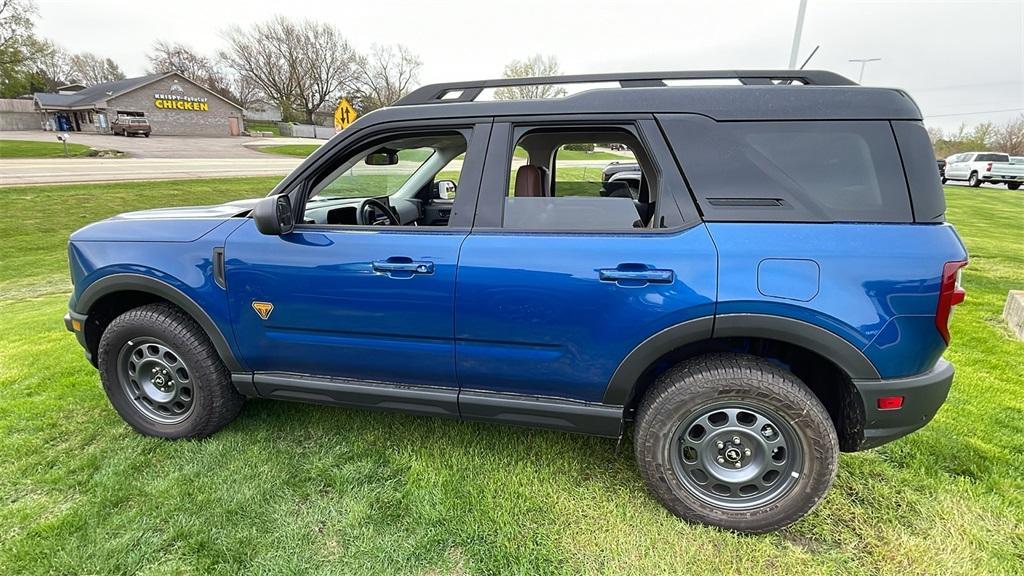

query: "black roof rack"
left=394, top=69, right=857, bottom=106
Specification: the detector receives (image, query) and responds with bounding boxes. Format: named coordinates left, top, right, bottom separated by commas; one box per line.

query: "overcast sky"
left=34, top=0, right=1023, bottom=131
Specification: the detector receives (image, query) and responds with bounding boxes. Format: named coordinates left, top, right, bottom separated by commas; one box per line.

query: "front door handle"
left=598, top=264, right=674, bottom=285
left=372, top=257, right=434, bottom=276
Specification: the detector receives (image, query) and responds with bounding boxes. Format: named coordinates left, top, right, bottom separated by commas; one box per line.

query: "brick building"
left=32, top=72, right=244, bottom=137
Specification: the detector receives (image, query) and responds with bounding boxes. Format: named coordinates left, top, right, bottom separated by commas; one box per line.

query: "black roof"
left=355, top=70, right=922, bottom=126
left=35, top=74, right=165, bottom=109
left=33, top=72, right=243, bottom=110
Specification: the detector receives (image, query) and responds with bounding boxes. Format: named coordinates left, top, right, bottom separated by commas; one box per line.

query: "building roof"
left=33, top=72, right=243, bottom=111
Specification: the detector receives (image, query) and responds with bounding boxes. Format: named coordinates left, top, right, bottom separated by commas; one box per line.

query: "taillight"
left=985, top=162, right=993, bottom=172
left=936, top=260, right=967, bottom=343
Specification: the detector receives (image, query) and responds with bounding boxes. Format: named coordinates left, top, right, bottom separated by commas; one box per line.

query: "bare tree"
left=968, top=121, right=997, bottom=148
left=148, top=40, right=215, bottom=82
left=353, top=44, right=422, bottom=112
left=70, top=52, right=125, bottom=85
left=221, top=17, right=358, bottom=123
left=991, top=115, right=1024, bottom=156
left=33, top=39, right=74, bottom=89
left=494, top=54, right=567, bottom=100
left=148, top=40, right=244, bottom=104
left=229, top=73, right=261, bottom=110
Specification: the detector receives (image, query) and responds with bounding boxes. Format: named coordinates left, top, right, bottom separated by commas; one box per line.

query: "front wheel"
left=634, top=353, right=838, bottom=533
left=97, top=303, right=244, bottom=438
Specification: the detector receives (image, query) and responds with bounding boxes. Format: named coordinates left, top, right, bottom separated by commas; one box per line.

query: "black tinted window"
left=976, top=153, right=1009, bottom=162
left=658, top=115, right=912, bottom=222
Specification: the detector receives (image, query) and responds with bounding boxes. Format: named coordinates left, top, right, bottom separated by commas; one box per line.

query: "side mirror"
left=364, top=148, right=400, bottom=166
left=253, top=195, right=294, bottom=235
left=435, top=179, right=457, bottom=200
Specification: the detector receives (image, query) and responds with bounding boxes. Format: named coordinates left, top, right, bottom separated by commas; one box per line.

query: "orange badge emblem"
left=252, top=301, right=274, bottom=320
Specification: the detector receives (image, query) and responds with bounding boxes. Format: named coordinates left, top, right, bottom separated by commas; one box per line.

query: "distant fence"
left=277, top=123, right=334, bottom=140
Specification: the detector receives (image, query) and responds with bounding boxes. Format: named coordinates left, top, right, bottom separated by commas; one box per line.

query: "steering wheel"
left=357, top=198, right=400, bottom=226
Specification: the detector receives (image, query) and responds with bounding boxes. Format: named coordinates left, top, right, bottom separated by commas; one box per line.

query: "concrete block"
left=1004, top=290, right=1024, bottom=340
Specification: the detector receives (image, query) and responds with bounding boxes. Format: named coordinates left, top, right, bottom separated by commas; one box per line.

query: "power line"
left=924, top=107, right=1024, bottom=118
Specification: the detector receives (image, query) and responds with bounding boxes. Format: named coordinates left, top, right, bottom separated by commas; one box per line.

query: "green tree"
left=0, top=0, right=42, bottom=97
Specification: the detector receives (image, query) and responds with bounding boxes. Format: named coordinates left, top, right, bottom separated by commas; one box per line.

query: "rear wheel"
left=968, top=172, right=981, bottom=187
left=940, top=177, right=947, bottom=184
left=97, top=303, right=244, bottom=438
left=1008, top=182, right=1021, bottom=191
left=634, top=353, right=838, bottom=533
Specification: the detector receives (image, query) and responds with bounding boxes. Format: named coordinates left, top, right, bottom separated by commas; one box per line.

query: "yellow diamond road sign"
left=334, top=99, right=357, bottom=131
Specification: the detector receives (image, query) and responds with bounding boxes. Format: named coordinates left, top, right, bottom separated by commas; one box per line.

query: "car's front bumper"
left=64, top=311, right=93, bottom=364
left=851, top=358, right=954, bottom=450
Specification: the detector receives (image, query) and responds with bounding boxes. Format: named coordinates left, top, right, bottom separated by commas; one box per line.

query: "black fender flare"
left=74, top=273, right=245, bottom=372
left=602, top=313, right=879, bottom=406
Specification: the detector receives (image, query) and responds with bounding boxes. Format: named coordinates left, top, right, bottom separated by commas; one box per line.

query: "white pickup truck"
left=943, top=152, right=1024, bottom=189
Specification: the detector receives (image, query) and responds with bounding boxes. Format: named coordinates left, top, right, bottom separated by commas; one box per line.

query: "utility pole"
left=788, top=0, right=809, bottom=69
left=848, top=58, right=882, bottom=83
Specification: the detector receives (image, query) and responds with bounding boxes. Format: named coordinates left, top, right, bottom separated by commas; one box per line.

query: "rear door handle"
left=372, top=257, right=434, bottom=275
left=598, top=265, right=674, bottom=285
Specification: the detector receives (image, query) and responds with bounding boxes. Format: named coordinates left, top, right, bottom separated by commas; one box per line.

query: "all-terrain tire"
left=968, top=172, right=981, bottom=187
left=634, top=353, right=838, bottom=533
left=97, top=303, right=244, bottom=439
left=1008, top=182, right=1020, bottom=191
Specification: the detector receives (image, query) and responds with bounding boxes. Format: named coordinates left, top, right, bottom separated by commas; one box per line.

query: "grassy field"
left=254, top=144, right=320, bottom=157
left=0, top=139, right=95, bottom=158
left=0, top=179, right=1022, bottom=575
left=244, top=121, right=281, bottom=136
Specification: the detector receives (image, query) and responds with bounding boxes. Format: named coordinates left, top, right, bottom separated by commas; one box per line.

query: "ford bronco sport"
left=64, top=70, right=967, bottom=533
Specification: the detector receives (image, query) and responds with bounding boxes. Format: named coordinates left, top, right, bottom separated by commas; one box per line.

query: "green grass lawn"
left=254, top=144, right=321, bottom=157
left=244, top=121, right=281, bottom=136
left=0, top=180, right=1022, bottom=574
left=0, top=139, right=95, bottom=158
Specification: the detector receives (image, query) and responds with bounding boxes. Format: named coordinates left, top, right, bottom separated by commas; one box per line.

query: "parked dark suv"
left=64, top=70, right=967, bottom=533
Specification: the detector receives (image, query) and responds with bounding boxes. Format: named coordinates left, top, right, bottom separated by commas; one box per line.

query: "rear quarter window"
left=658, top=115, right=913, bottom=223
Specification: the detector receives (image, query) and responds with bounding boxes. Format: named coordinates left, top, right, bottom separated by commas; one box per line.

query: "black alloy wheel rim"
left=669, top=401, right=803, bottom=510
left=117, top=337, right=195, bottom=424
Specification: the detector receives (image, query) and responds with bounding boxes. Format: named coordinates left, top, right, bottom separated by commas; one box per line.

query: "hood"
left=110, top=198, right=261, bottom=220
left=70, top=198, right=260, bottom=243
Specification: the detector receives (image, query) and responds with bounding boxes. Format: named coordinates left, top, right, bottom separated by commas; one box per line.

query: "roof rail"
left=394, top=69, right=857, bottom=106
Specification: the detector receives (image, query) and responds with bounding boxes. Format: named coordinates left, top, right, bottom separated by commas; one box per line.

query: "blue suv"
left=64, top=70, right=968, bottom=532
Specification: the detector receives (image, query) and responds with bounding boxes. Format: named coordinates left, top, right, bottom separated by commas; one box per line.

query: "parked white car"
left=943, top=152, right=1024, bottom=189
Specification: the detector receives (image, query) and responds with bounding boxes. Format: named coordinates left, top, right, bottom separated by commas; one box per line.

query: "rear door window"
left=658, top=115, right=913, bottom=223
left=975, top=153, right=1009, bottom=162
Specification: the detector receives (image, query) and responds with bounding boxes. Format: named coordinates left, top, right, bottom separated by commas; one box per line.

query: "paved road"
left=0, top=131, right=321, bottom=185
left=0, top=131, right=636, bottom=186
left=0, top=130, right=321, bottom=159
left=1, top=157, right=302, bottom=186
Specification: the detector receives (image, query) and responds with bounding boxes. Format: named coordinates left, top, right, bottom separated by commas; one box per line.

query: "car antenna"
left=799, top=45, right=821, bottom=70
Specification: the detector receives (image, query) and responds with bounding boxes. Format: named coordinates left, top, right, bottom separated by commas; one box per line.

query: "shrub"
left=562, top=143, right=595, bottom=152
